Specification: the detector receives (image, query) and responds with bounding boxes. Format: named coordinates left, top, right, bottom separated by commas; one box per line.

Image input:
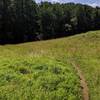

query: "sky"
left=35, top=0, right=100, bottom=7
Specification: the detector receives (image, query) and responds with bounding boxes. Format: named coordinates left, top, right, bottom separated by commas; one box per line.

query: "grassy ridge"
left=0, top=30, right=100, bottom=100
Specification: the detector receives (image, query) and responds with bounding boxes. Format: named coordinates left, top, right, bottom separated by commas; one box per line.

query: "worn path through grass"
left=71, top=60, right=89, bottom=100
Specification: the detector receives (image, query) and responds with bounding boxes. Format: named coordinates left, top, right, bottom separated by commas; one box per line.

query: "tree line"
left=0, top=0, right=100, bottom=44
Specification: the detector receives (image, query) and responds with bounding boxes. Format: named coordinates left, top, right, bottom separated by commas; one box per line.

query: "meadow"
left=0, top=30, right=100, bottom=100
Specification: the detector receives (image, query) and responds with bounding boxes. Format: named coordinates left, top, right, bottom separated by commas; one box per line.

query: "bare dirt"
left=71, top=61, right=89, bottom=100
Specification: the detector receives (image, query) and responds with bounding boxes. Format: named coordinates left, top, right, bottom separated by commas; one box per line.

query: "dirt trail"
left=71, top=61, right=89, bottom=100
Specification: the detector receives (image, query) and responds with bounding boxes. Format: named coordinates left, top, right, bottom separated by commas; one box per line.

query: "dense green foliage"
left=0, top=57, right=81, bottom=100
left=0, top=0, right=100, bottom=44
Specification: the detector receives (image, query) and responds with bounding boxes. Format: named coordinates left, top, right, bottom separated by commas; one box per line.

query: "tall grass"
left=0, top=30, right=100, bottom=100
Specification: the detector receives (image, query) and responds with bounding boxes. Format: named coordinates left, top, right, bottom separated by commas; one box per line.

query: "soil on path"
left=71, top=61, right=89, bottom=100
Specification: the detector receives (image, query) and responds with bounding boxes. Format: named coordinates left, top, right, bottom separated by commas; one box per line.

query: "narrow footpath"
left=71, top=61, right=89, bottom=100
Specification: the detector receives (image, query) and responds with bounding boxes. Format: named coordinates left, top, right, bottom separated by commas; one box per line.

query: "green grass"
left=0, top=57, right=81, bottom=100
left=0, top=30, right=100, bottom=100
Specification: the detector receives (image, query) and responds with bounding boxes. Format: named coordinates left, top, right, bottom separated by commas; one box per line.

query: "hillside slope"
left=0, top=30, right=100, bottom=100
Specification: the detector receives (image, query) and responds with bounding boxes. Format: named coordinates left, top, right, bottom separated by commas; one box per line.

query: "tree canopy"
left=0, top=0, right=100, bottom=44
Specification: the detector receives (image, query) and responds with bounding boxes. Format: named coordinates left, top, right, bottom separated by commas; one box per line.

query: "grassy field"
left=0, top=30, right=100, bottom=100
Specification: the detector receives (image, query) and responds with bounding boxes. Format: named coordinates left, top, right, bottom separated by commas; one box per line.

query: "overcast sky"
left=35, top=0, right=100, bottom=7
